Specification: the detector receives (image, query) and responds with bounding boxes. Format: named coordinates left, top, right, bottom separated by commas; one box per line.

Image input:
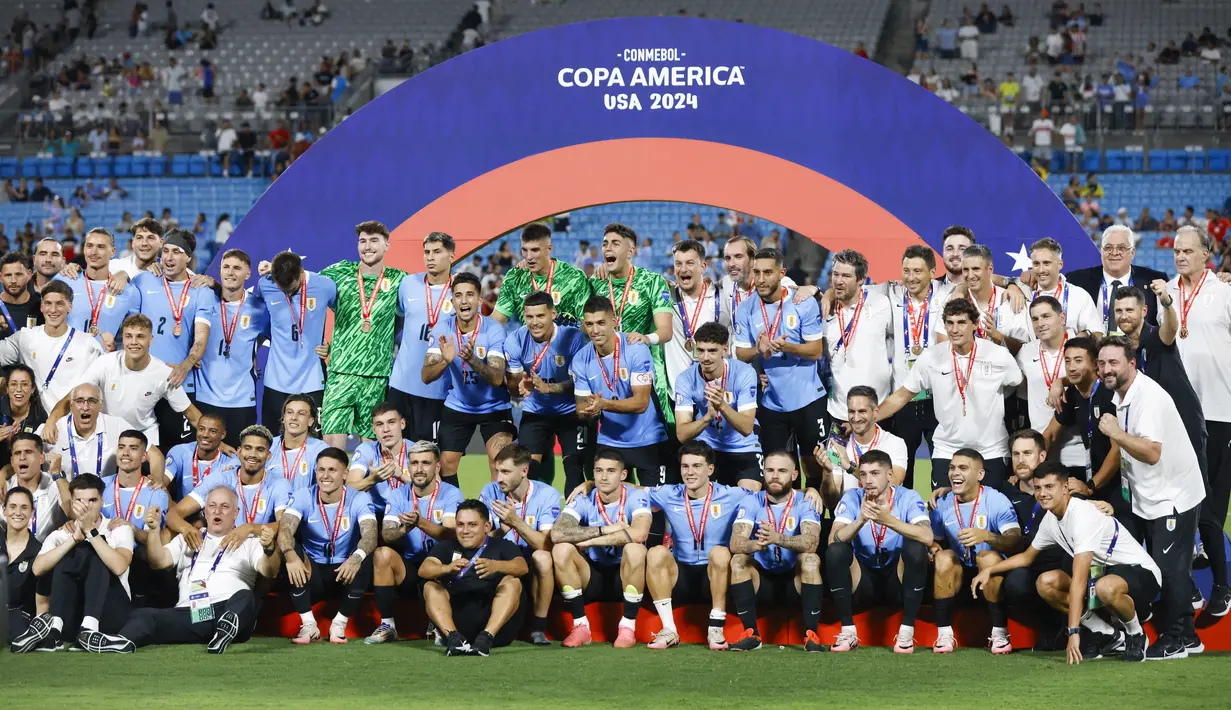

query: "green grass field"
left=6, top=456, right=1230, bottom=708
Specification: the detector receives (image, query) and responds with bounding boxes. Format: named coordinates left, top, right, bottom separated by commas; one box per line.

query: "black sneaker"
left=530, top=630, right=551, bottom=646
left=207, top=611, right=241, bottom=654
left=1196, top=585, right=1231, bottom=628
left=1097, top=629, right=1126, bottom=657
left=1192, top=581, right=1205, bottom=611
left=444, top=630, right=472, bottom=656
left=729, top=629, right=763, bottom=651
left=1031, top=627, right=1065, bottom=652
left=77, top=629, right=135, bottom=654
left=1145, top=634, right=1189, bottom=661
left=1122, top=633, right=1147, bottom=662
left=472, top=630, right=494, bottom=657
left=803, top=630, right=827, bottom=653
left=11, top=614, right=57, bottom=654
left=1182, top=629, right=1205, bottom=655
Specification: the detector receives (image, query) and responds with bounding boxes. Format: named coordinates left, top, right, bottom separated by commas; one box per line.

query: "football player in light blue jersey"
left=827, top=450, right=932, bottom=654
left=728, top=452, right=824, bottom=652
left=929, top=449, right=1023, bottom=655
left=278, top=447, right=378, bottom=645
left=256, top=251, right=336, bottom=432
left=346, top=402, right=414, bottom=511
left=506, top=290, right=588, bottom=491
left=387, top=232, right=454, bottom=443
left=674, top=321, right=761, bottom=490
left=479, top=444, right=560, bottom=647
left=572, top=295, right=671, bottom=486
left=265, top=395, right=328, bottom=492
left=733, top=247, right=828, bottom=488
left=196, top=249, right=270, bottom=446
left=644, top=441, right=748, bottom=651
left=56, top=228, right=139, bottom=350
left=164, top=413, right=239, bottom=500
left=365, top=441, right=463, bottom=645
left=423, top=272, right=515, bottom=488
left=101, top=430, right=171, bottom=605
left=551, top=448, right=651, bottom=649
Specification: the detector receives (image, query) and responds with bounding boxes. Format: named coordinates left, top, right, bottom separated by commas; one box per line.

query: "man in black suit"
left=1063, top=225, right=1167, bottom=332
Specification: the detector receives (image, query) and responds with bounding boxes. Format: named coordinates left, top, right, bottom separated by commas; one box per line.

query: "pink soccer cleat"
left=831, top=629, right=859, bottom=653
left=562, top=624, right=593, bottom=648
left=933, top=629, right=956, bottom=654
left=647, top=628, right=679, bottom=649
left=291, top=623, right=320, bottom=645
left=613, top=626, right=637, bottom=649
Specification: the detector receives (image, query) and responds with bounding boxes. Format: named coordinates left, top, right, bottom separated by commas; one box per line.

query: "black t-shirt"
left=428, top=536, right=522, bottom=598
left=1137, top=327, right=1206, bottom=455
left=1004, top=485, right=1065, bottom=567
left=0, top=396, right=47, bottom=468
left=3, top=531, right=41, bottom=614
left=1054, top=379, right=1116, bottom=486
left=0, top=293, right=42, bottom=335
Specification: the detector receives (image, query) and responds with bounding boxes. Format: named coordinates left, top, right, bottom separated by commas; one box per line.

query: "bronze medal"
left=89, top=325, right=99, bottom=336
left=361, top=319, right=372, bottom=333
left=1180, top=326, right=1189, bottom=339
left=172, top=324, right=183, bottom=336
left=911, top=344, right=922, bottom=356
left=684, top=337, right=694, bottom=352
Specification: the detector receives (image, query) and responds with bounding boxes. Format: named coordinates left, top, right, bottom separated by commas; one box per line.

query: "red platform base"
left=254, top=595, right=1231, bottom=649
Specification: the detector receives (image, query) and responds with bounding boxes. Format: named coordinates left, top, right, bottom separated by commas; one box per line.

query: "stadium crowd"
left=1, top=216, right=1229, bottom=665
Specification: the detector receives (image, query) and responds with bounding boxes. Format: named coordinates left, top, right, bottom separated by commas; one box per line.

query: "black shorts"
left=755, top=564, right=799, bottom=608
left=714, top=451, right=762, bottom=487
left=1105, top=564, right=1161, bottom=615
left=154, top=396, right=195, bottom=450
left=438, top=407, right=516, bottom=453
left=928, top=562, right=982, bottom=605
left=604, top=440, right=678, bottom=487
left=194, top=401, right=257, bottom=448
left=261, top=387, right=324, bottom=437
left=386, top=387, right=445, bottom=443
left=851, top=558, right=903, bottom=609
left=583, top=561, right=625, bottom=603
left=757, top=397, right=827, bottom=461
left=452, top=590, right=525, bottom=647
left=672, top=562, right=711, bottom=604
left=394, top=558, right=424, bottom=598
left=519, top=411, right=585, bottom=458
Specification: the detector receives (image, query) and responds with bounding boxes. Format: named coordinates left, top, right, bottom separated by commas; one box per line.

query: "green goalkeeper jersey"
left=590, top=266, right=676, bottom=425
left=494, top=258, right=592, bottom=325
left=320, top=260, right=407, bottom=377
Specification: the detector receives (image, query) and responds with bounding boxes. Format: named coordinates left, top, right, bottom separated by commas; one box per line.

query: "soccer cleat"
left=1192, top=583, right=1206, bottom=611
left=562, top=623, right=593, bottom=648
left=207, top=612, right=241, bottom=654
left=78, top=629, right=135, bottom=654
left=803, top=630, right=827, bottom=653
left=445, top=630, right=472, bottom=656
left=893, top=629, right=914, bottom=654
left=1122, top=633, right=1147, bottom=662
left=530, top=630, right=552, bottom=646
left=1145, top=635, right=1188, bottom=661
left=729, top=628, right=762, bottom=652
left=291, top=622, right=320, bottom=644
left=1182, top=630, right=1205, bottom=655
left=933, top=629, right=956, bottom=654
left=364, top=622, right=397, bottom=645
left=472, top=630, right=494, bottom=657
left=1197, top=585, right=1231, bottom=628
left=1031, top=627, right=1064, bottom=652
left=613, top=626, right=637, bottom=649
left=11, top=614, right=57, bottom=654
left=989, top=629, right=1012, bottom=655
left=647, top=628, right=680, bottom=649
left=831, top=629, right=859, bottom=653
left=329, top=620, right=348, bottom=645
left=427, top=621, right=442, bottom=646
left=707, top=626, right=729, bottom=651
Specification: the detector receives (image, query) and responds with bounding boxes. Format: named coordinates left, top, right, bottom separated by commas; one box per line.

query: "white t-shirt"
left=41, top=518, right=135, bottom=596
left=902, top=339, right=1023, bottom=458
left=165, top=533, right=267, bottom=607
left=1031, top=118, right=1055, bottom=147
left=824, top=289, right=894, bottom=420
left=1059, top=123, right=1078, bottom=149
left=1025, top=280, right=1104, bottom=338
left=252, top=89, right=269, bottom=111
left=47, top=413, right=132, bottom=479
left=845, top=425, right=909, bottom=472
left=1113, top=83, right=1132, bottom=102
left=81, top=352, right=192, bottom=446
left=1015, top=339, right=1085, bottom=466
left=215, top=220, right=234, bottom=245
left=1167, top=272, right=1231, bottom=422
left=1032, top=498, right=1161, bottom=585
left=0, top=325, right=106, bottom=412
left=109, top=256, right=149, bottom=279
left=1022, top=74, right=1045, bottom=102
left=162, top=65, right=185, bottom=92
left=1112, top=372, right=1205, bottom=520
left=5, top=473, right=63, bottom=540
left=1045, top=32, right=1064, bottom=57
left=216, top=127, right=238, bottom=152
left=879, top=281, right=948, bottom=390
left=666, top=284, right=724, bottom=391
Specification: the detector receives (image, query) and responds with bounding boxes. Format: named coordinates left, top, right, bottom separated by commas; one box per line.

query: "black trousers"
left=1144, top=504, right=1200, bottom=638
left=887, top=398, right=937, bottom=490
left=931, top=455, right=1009, bottom=492
left=119, top=589, right=258, bottom=648
left=288, top=555, right=373, bottom=618
left=8, top=607, right=31, bottom=643
left=49, top=544, right=132, bottom=637
left=1198, top=420, right=1231, bottom=589
left=1001, top=552, right=1070, bottom=628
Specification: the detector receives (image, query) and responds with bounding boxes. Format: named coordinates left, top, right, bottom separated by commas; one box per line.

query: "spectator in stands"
left=233, top=88, right=254, bottom=111
left=236, top=122, right=257, bottom=176
left=1030, top=110, right=1055, bottom=165
left=1113, top=207, right=1132, bottom=228
left=1025, top=35, right=1043, bottom=65
left=215, top=214, right=233, bottom=245
left=216, top=119, right=238, bottom=176
left=935, top=20, right=958, bottom=60
left=159, top=208, right=177, bottom=230
left=190, top=213, right=207, bottom=243
left=1045, top=27, right=1064, bottom=65
left=29, top=178, right=51, bottom=203
left=999, top=4, right=1015, bottom=27
left=115, top=212, right=134, bottom=234
left=1206, top=209, right=1229, bottom=244
left=330, top=71, right=348, bottom=102
left=1059, top=114, right=1083, bottom=171
left=1158, top=208, right=1179, bottom=235
left=1181, top=32, right=1199, bottom=57
left=1111, top=74, right=1132, bottom=129
left=959, top=62, right=980, bottom=95
left=252, top=83, right=269, bottom=113
left=160, top=57, right=184, bottom=105
left=1180, top=205, right=1202, bottom=230
left=276, top=77, right=299, bottom=107
left=1158, top=40, right=1180, bottom=65
left=914, top=17, right=930, bottom=57
left=1134, top=208, right=1160, bottom=233
left=1061, top=176, right=1082, bottom=208
left=199, top=59, right=216, bottom=104
left=1178, top=70, right=1200, bottom=91
left=268, top=119, right=290, bottom=173
left=998, top=72, right=1019, bottom=105
left=974, top=4, right=997, bottom=33
left=1046, top=71, right=1068, bottom=110
left=87, top=124, right=106, bottom=154
left=201, top=2, right=219, bottom=32
left=712, top=213, right=732, bottom=238
left=458, top=255, right=482, bottom=278
left=11, top=178, right=29, bottom=202
left=1022, top=67, right=1045, bottom=109
left=280, top=0, right=298, bottom=26
left=958, top=18, right=979, bottom=60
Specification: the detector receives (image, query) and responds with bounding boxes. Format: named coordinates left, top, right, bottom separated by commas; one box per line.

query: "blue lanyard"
left=67, top=416, right=104, bottom=476
left=189, top=543, right=228, bottom=580
left=1106, top=519, right=1120, bottom=556
left=676, top=287, right=720, bottom=340
left=1085, top=380, right=1101, bottom=443
left=1100, top=274, right=1131, bottom=326
left=1034, top=280, right=1070, bottom=313
left=1135, top=330, right=1152, bottom=373
left=456, top=541, right=488, bottom=577
left=0, top=299, right=16, bottom=333
left=1023, top=502, right=1042, bottom=537
left=902, top=284, right=932, bottom=353
left=41, top=327, right=77, bottom=391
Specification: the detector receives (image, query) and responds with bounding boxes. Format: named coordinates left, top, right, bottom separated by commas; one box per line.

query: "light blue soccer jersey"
left=257, top=271, right=337, bottom=394
left=55, top=275, right=139, bottom=343
left=265, top=435, right=329, bottom=491
left=389, top=272, right=452, bottom=400
left=164, top=442, right=239, bottom=500
left=479, top=480, right=561, bottom=550
left=349, top=439, right=413, bottom=509
left=561, top=484, right=652, bottom=565
left=672, top=358, right=760, bottom=453
left=732, top=288, right=827, bottom=412
left=187, top=470, right=292, bottom=526
left=649, top=483, right=749, bottom=566
left=101, top=476, right=169, bottom=534
left=196, top=292, right=269, bottom=408
left=427, top=314, right=511, bottom=415
left=833, top=486, right=929, bottom=569
left=735, top=490, right=821, bottom=572
left=133, top=273, right=216, bottom=378
left=505, top=324, right=587, bottom=417
left=384, top=479, right=464, bottom=561
left=570, top=333, right=666, bottom=448
left=284, top=485, right=376, bottom=564
left=930, top=487, right=1021, bottom=567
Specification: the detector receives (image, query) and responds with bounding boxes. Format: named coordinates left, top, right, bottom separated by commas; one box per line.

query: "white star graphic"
left=1006, top=245, right=1032, bottom=272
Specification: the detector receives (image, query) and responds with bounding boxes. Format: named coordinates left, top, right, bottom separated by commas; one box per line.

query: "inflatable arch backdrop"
left=218, top=16, right=1097, bottom=279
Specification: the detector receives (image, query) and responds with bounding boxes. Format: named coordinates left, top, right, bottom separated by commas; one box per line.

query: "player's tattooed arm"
left=381, top=519, right=405, bottom=544
left=549, top=514, right=603, bottom=544
left=277, top=514, right=301, bottom=554
left=466, top=354, right=505, bottom=387
left=728, top=522, right=761, bottom=554
left=777, top=521, right=821, bottom=554
left=422, top=353, right=448, bottom=384
left=356, top=518, right=378, bottom=557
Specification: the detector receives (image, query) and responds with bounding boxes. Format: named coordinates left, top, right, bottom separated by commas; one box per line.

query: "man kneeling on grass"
left=420, top=499, right=528, bottom=656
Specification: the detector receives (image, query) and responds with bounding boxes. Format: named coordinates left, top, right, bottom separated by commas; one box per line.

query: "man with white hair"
left=1061, top=225, right=1167, bottom=333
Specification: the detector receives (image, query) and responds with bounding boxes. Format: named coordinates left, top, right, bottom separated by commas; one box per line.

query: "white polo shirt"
left=1031, top=498, right=1162, bottom=585
left=47, top=412, right=133, bottom=479
left=5, top=473, right=63, bottom=540
left=40, top=518, right=135, bottom=596
left=1167, top=271, right=1231, bottom=422
left=81, top=352, right=191, bottom=447
left=165, top=533, right=266, bottom=607
left=840, top=425, right=910, bottom=492
left=1015, top=339, right=1086, bottom=467
left=824, top=288, right=894, bottom=420
left=0, top=325, right=106, bottom=411
left=1026, top=279, right=1104, bottom=338
left=968, top=288, right=1032, bottom=343
left=879, top=282, right=948, bottom=390
left=902, top=339, right=1023, bottom=458
left=1112, top=372, right=1205, bottom=520
left=665, top=284, right=723, bottom=390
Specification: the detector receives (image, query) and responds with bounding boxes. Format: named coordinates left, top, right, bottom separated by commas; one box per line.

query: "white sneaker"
left=990, top=628, right=1012, bottom=655
left=291, top=623, right=320, bottom=644
left=329, top=620, right=348, bottom=645
left=933, top=629, right=956, bottom=654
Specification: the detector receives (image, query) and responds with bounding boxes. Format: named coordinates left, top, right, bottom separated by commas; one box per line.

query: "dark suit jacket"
left=1065, top=264, right=1168, bottom=327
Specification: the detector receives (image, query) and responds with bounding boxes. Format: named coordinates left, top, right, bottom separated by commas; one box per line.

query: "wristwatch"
left=86, top=528, right=101, bottom=540
left=51, top=472, right=66, bottom=483
left=1065, top=627, right=1082, bottom=637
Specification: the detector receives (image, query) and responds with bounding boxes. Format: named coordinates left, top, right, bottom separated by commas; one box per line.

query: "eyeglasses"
left=1102, top=245, right=1131, bottom=254
left=72, top=397, right=101, bottom=407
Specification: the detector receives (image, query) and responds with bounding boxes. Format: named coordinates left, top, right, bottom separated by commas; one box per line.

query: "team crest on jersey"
left=628, top=291, right=641, bottom=305
left=340, top=517, right=350, bottom=531
left=835, top=502, right=847, bottom=516
left=382, top=279, right=393, bottom=292
left=526, top=515, right=536, bottom=527
left=443, top=300, right=454, bottom=313
left=26, top=317, right=36, bottom=327
left=786, top=314, right=798, bottom=328
left=307, top=297, right=318, bottom=311
left=432, top=509, right=443, bottom=523
left=240, top=315, right=252, bottom=329
left=619, top=367, right=630, bottom=381
left=18, top=560, right=29, bottom=573
left=786, top=516, right=796, bottom=529
left=300, top=461, right=309, bottom=474
left=476, top=346, right=487, bottom=359
left=1166, top=518, right=1176, bottom=531
left=104, top=295, right=116, bottom=308
left=258, top=499, right=268, bottom=513
left=551, top=290, right=562, bottom=305
left=134, top=504, right=145, bottom=517
left=710, top=503, right=722, bottom=517
left=110, top=383, right=117, bottom=391
left=1094, top=406, right=1101, bottom=418
left=554, top=354, right=565, bottom=366
left=974, top=514, right=987, bottom=529
left=723, top=391, right=734, bottom=404
left=980, top=362, right=993, bottom=377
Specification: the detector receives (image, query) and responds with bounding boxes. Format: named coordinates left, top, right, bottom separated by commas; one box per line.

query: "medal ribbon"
left=953, top=485, right=983, bottom=564
left=904, top=285, right=932, bottom=353
left=455, top=313, right=482, bottom=374
left=953, top=342, right=978, bottom=414
left=607, top=266, right=636, bottom=328
left=1179, top=270, right=1208, bottom=335
left=380, top=441, right=408, bottom=490
left=114, top=476, right=145, bottom=522
left=85, top=278, right=108, bottom=332
left=1100, top=273, right=1131, bottom=327
left=0, top=299, right=15, bottom=332
left=356, top=269, right=385, bottom=325
left=529, top=260, right=554, bottom=296
left=1040, top=335, right=1068, bottom=391
left=871, top=488, right=896, bottom=560
left=162, top=277, right=192, bottom=334
left=510, top=481, right=533, bottom=544
left=237, top=473, right=266, bottom=525
left=677, top=281, right=709, bottom=342
left=759, top=287, right=788, bottom=341
left=530, top=326, right=554, bottom=374
left=596, top=335, right=622, bottom=396
left=281, top=441, right=307, bottom=482
left=764, top=490, right=796, bottom=538
left=596, top=484, right=628, bottom=526
left=684, top=482, right=714, bottom=551
left=285, top=273, right=307, bottom=349
left=220, top=292, right=245, bottom=354
left=318, top=487, right=347, bottom=559
left=192, top=448, right=217, bottom=487
left=411, top=479, right=441, bottom=530
left=848, top=427, right=882, bottom=466
left=969, top=285, right=997, bottom=339
left=425, top=275, right=451, bottom=328
left=833, top=288, right=866, bottom=356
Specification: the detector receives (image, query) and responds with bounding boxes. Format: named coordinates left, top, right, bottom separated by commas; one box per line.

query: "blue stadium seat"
left=1105, top=150, right=1129, bottom=172
left=1166, top=150, right=1189, bottom=172
left=53, top=157, right=73, bottom=178
left=19, top=158, right=39, bottom=178
left=93, top=157, right=112, bottom=178
left=208, top=155, right=223, bottom=177
left=0, top=157, right=17, bottom=179
left=1082, top=150, right=1101, bottom=172
left=76, top=159, right=93, bottom=178
left=37, top=158, right=56, bottom=178
left=1186, top=150, right=1206, bottom=172
left=188, top=155, right=206, bottom=176
left=113, top=156, right=132, bottom=177
left=130, top=156, right=150, bottom=177
left=1209, top=150, right=1231, bottom=172
left=149, top=156, right=166, bottom=177
left=171, top=155, right=190, bottom=176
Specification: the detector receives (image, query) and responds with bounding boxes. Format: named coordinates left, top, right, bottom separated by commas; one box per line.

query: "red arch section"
left=387, top=138, right=927, bottom=282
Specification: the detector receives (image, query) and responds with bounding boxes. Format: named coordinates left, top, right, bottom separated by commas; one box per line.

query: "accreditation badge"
left=189, top=580, right=214, bottom=623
